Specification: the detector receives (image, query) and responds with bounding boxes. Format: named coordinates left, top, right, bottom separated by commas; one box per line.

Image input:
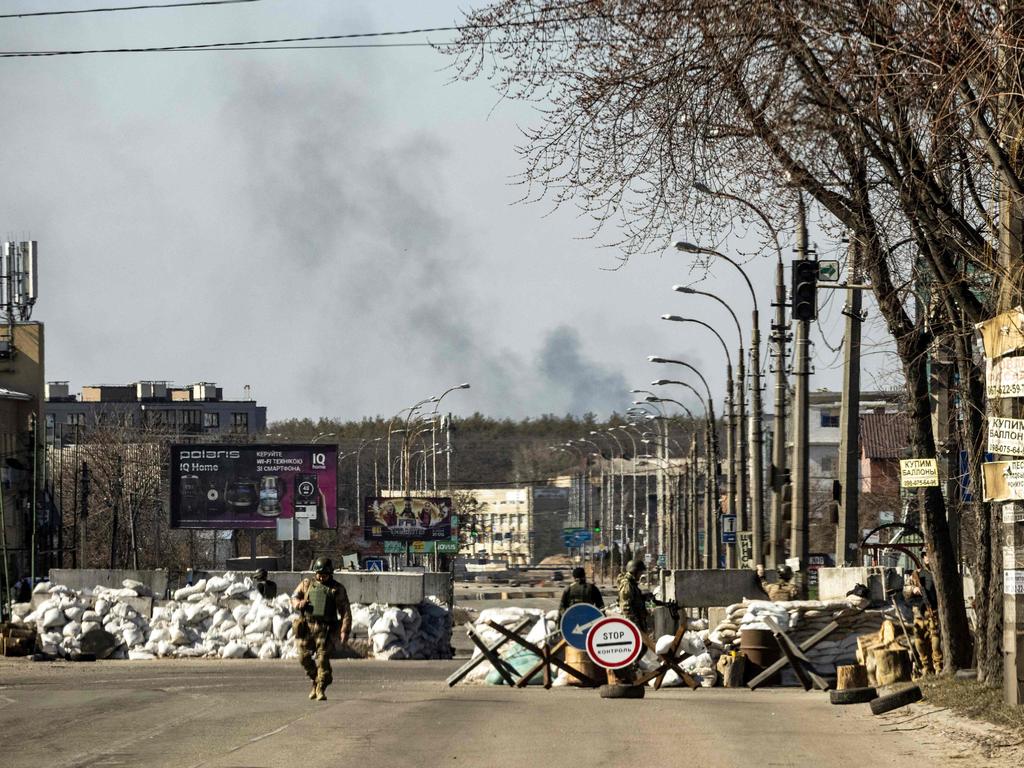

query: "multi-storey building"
left=44, top=380, right=266, bottom=440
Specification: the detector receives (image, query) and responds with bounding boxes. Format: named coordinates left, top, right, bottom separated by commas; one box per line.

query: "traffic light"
left=791, top=259, right=819, bottom=321
left=593, top=524, right=601, bottom=534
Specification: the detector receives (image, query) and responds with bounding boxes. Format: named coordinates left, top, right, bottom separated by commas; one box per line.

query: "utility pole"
left=689, top=433, right=699, bottom=568
left=836, top=238, right=862, bottom=566
left=768, top=258, right=789, bottom=568
left=749, top=313, right=766, bottom=569
left=725, top=378, right=738, bottom=568
left=790, top=195, right=811, bottom=594
left=706, top=406, right=721, bottom=568
left=736, top=351, right=749, bottom=566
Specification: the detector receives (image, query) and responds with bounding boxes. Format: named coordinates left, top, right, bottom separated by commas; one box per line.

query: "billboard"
left=364, top=496, right=452, bottom=542
left=170, top=444, right=337, bottom=530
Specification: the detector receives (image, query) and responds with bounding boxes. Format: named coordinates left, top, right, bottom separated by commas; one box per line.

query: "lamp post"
left=673, top=242, right=765, bottom=569
left=660, top=314, right=739, bottom=567
left=592, top=429, right=626, bottom=570
left=430, top=383, right=470, bottom=489
left=612, top=425, right=639, bottom=562
left=572, top=437, right=606, bottom=579
left=651, top=370, right=722, bottom=568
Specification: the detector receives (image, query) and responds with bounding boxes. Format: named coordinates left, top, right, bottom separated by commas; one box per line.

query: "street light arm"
left=674, top=242, right=758, bottom=315
left=661, top=315, right=732, bottom=370
left=691, top=182, right=783, bottom=263
left=671, top=286, right=744, bottom=349
left=648, top=357, right=713, bottom=404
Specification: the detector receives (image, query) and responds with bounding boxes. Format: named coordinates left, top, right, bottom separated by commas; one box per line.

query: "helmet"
left=255, top=569, right=268, bottom=580
left=571, top=567, right=586, bottom=580
left=627, top=559, right=647, bottom=575
left=312, top=557, right=333, bottom=574
left=777, top=565, right=794, bottom=581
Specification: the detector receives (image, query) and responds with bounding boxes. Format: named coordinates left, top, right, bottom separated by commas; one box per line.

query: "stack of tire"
left=830, top=683, right=923, bottom=714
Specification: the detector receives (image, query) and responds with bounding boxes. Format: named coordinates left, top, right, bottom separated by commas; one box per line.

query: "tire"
left=599, top=684, right=646, bottom=700
left=870, top=685, right=922, bottom=715
left=69, top=652, right=97, bottom=662
left=830, top=687, right=877, bottom=705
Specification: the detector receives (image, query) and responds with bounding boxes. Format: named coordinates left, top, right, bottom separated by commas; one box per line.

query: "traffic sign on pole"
left=586, top=616, right=643, bottom=669
left=560, top=603, right=604, bottom=650
left=817, top=259, right=840, bottom=282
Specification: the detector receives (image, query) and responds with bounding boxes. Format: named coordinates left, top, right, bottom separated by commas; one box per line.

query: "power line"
left=0, top=10, right=680, bottom=57
left=0, top=0, right=261, bottom=19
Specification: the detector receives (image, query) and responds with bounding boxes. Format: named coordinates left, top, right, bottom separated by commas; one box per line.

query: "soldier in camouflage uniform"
left=291, top=557, right=352, bottom=701
left=559, top=567, right=604, bottom=618
left=756, top=564, right=799, bottom=601
left=617, top=559, right=649, bottom=632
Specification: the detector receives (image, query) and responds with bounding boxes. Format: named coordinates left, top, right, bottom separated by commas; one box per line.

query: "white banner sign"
left=1005, top=569, right=1024, bottom=595
left=984, top=462, right=1024, bottom=503
left=987, top=356, right=1024, bottom=399
left=988, top=416, right=1024, bottom=456
left=899, top=459, right=939, bottom=488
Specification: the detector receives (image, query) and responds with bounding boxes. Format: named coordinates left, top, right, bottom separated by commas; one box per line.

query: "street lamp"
left=674, top=239, right=766, bottom=570
left=430, top=383, right=470, bottom=491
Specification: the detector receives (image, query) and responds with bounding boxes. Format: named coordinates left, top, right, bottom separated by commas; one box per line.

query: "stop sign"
left=586, top=616, right=643, bottom=669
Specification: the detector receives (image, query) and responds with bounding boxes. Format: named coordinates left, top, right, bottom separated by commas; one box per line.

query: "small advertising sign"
left=986, top=356, right=1024, bottom=399
left=364, top=497, right=453, bottom=542
left=721, top=514, right=737, bottom=543
left=1004, top=569, right=1024, bottom=595
left=983, top=461, right=1024, bottom=503
left=899, top=458, right=939, bottom=488
left=976, top=307, right=1024, bottom=359
left=170, top=444, right=336, bottom=530
left=988, top=417, right=1024, bottom=457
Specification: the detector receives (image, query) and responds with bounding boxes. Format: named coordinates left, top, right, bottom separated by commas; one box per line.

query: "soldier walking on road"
left=291, top=557, right=352, bottom=701
left=559, top=567, right=604, bottom=618
left=756, top=564, right=799, bottom=601
left=617, top=560, right=649, bottom=632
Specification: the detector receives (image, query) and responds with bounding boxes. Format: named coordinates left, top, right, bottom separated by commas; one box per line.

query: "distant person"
left=559, top=567, right=604, bottom=617
left=617, top=559, right=650, bottom=632
left=291, top=558, right=352, bottom=701
left=254, top=569, right=278, bottom=600
left=911, top=553, right=942, bottom=672
left=755, top=564, right=799, bottom=601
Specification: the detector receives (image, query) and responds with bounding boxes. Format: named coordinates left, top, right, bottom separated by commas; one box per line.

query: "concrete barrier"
left=48, top=568, right=453, bottom=606
left=816, top=566, right=901, bottom=602
left=667, top=569, right=776, bottom=608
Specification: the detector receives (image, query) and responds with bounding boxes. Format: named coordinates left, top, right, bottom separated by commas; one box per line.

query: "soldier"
left=755, top=564, right=799, bottom=601
left=291, top=557, right=352, bottom=701
left=559, top=566, right=604, bottom=617
left=617, top=559, right=649, bottom=632
left=254, top=569, right=278, bottom=600
left=911, top=605, right=934, bottom=676
left=911, top=554, right=942, bottom=673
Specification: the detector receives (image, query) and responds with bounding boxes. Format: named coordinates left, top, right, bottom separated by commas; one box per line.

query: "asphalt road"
left=0, top=657, right=975, bottom=768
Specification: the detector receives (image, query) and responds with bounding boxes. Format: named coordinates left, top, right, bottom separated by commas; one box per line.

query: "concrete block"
left=667, top=569, right=771, bottom=608
left=817, top=566, right=901, bottom=602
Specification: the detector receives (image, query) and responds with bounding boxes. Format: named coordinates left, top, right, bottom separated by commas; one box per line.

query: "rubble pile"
left=707, top=598, right=887, bottom=675
left=10, top=574, right=452, bottom=662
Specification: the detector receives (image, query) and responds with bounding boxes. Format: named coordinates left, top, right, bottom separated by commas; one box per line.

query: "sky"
left=0, top=0, right=895, bottom=422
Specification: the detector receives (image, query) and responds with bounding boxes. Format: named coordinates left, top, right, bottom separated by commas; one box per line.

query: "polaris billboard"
left=170, top=444, right=337, bottom=530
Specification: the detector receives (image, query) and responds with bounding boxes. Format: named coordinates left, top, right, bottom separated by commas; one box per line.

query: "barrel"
left=740, top=628, right=781, bottom=685
left=563, top=645, right=599, bottom=686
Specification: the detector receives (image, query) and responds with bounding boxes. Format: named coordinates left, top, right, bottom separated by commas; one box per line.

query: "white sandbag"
left=64, top=606, right=86, bottom=622
left=247, top=616, right=272, bottom=635
left=41, top=607, right=66, bottom=628
left=128, top=649, right=156, bottom=660
left=221, top=641, right=248, bottom=659
left=257, top=640, right=278, bottom=659
left=33, top=581, right=50, bottom=594
left=62, top=620, right=81, bottom=638
left=80, top=621, right=101, bottom=635
left=170, top=626, right=190, bottom=645
left=223, top=582, right=249, bottom=598
left=272, top=615, right=289, bottom=641
left=205, top=576, right=231, bottom=593
left=231, top=604, right=249, bottom=626
left=123, top=627, right=145, bottom=647
left=148, top=627, right=171, bottom=644
left=173, top=580, right=207, bottom=601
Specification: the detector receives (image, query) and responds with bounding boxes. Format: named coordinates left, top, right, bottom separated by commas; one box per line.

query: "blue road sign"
left=560, top=603, right=604, bottom=650
left=364, top=558, right=386, bottom=572
left=721, top=514, right=737, bottom=544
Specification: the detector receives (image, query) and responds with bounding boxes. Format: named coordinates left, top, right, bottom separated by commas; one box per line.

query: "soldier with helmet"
left=291, top=557, right=352, bottom=701
left=559, top=566, right=604, bottom=618
left=755, top=563, right=799, bottom=601
left=617, top=559, right=650, bottom=632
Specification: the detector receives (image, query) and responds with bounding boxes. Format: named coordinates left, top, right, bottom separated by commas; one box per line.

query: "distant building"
left=44, top=380, right=266, bottom=439
left=453, top=486, right=569, bottom=566
left=859, top=412, right=910, bottom=496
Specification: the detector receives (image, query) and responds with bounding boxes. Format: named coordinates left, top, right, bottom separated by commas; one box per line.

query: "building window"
left=181, top=410, right=201, bottom=426
left=231, top=412, right=249, bottom=433
left=820, top=411, right=840, bottom=428
left=819, top=455, right=837, bottom=475
left=66, top=413, right=86, bottom=426
left=203, top=412, right=220, bottom=429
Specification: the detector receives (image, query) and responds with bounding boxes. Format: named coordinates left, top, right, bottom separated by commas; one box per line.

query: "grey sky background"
left=0, top=0, right=895, bottom=422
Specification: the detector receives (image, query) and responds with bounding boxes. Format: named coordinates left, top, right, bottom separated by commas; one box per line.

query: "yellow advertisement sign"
left=976, top=307, right=1024, bottom=360
left=899, top=459, right=939, bottom=488
left=982, top=461, right=1024, bottom=502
